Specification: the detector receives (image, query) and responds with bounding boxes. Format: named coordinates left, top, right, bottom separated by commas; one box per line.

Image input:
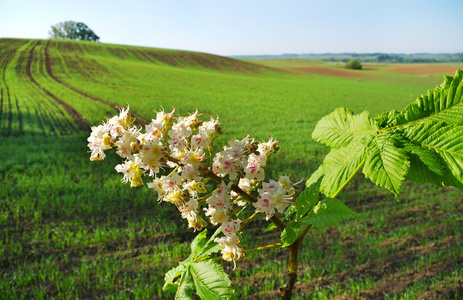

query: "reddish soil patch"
left=282, top=66, right=374, bottom=79
left=388, top=65, right=461, bottom=74
left=387, top=65, right=462, bottom=77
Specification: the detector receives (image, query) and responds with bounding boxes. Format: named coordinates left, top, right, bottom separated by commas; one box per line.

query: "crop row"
left=0, top=39, right=125, bottom=137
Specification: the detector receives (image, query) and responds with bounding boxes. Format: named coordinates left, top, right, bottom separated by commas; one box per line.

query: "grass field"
left=1, top=38, right=463, bottom=299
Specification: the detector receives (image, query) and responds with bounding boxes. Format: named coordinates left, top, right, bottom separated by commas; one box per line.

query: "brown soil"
left=387, top=65, right=461, bottom=74
left=282, top=66, right=375, bottom=80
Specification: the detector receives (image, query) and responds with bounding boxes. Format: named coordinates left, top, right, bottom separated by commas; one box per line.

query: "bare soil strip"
left=26, top=41, right=88, bottom=131
left=283, top=66, right=375, bottom=80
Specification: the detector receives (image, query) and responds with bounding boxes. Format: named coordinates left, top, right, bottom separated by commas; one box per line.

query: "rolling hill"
left=0, top=38, right=273, bottom=137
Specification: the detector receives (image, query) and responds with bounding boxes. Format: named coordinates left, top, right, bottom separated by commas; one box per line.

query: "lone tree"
left=49, top=21, right=100, bottom=42
left=345, top=59, right=362, bottom=70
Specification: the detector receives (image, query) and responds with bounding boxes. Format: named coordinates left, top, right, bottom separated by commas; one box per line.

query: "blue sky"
left=1, top=0, right=462, bottom=56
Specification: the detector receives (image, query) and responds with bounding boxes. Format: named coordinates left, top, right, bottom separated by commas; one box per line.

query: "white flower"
left=107, top=106, right=134, bottom=137
left=191, top=133, right=210, bottom=149
left=169, top=110, right=199, bottom=141
left=179, top=163, right=201, bottom=182
left=244, top=138, right=278, bottom=181
left=191, top=117, right=220, bottom=149
left=220, top=219, right=241, bottom=237
left=147, top=174, right=183, bottom=203
left=212, top=136, right=254, bottom=180
left=205, top=182, right=233, bottom=225
left=253, top=192, right=276, bottom=220
left=183, top=180, right=207, bottom=198
left=135, top=140, right=166, bottom=176
left=257, top=137, right=278, bottom=157
left=181, top=148, right=207, bottom=166
left=215, top=234, right=244, bottom=266
left=238, top=177, right=253, bottom=193
left=115, top=160, right=143, bottom=187
left=179, top=198, right=207, bottom=231
left=244, top=153, right=266, bottom=181
left=199, top=117, right=220, bottom=136
left=254, top=178, right=295, bottom=220
left=87, top=122, right=113, bottom=161
left=115, top=126, right=140, bottom=159
left=168, top=133, right=188, bottom=159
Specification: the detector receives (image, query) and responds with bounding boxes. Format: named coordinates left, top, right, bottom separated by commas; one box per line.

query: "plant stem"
left=280, top=243, right=299, bottom=300
left=270, top=215, right=286, bottom=232
left=203, top=169, right=257, bottom=204
left=279, top=156, right=365, bottom=298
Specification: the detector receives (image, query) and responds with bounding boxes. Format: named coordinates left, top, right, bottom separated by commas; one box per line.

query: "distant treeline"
left=232, top=53, right=463, bottom=63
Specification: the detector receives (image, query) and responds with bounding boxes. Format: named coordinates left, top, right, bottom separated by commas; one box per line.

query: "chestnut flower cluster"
left=87, top=106, right=296, bottom=264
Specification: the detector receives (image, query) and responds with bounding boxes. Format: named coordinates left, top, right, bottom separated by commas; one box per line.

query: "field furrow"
left=25, top=41, right=87, bottom=132
left=44, top=42, right=119, bottom=115
left=44, top=41, right=149, bottom=124
left=33, top=106, right=46, bottom=135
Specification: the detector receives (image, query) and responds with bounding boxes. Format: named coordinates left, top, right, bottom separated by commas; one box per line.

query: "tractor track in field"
left=0, top=51, right=13, bottom=136
left=25, top=41, right=88, bottom=131
left=6, top=85, right=12, bottom=136
left=44, top=41, right=149, bottom=125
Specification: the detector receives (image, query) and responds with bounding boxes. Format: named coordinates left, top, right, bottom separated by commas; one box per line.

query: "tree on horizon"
left=49, top=21, right=100, bottom=42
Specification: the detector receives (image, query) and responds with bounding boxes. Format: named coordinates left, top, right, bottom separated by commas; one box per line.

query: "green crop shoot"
left=88, top=70, right=463, bottom=299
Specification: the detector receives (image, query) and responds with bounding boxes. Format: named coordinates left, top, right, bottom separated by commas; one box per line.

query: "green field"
left=1, top=38, right=463, bottom=299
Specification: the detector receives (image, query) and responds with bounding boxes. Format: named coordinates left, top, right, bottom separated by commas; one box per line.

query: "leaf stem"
left=246, top=242, right=284, bottom=254
left=331, top=157, right=365, bottom=199
left=241, top=212, right=259, bottom=228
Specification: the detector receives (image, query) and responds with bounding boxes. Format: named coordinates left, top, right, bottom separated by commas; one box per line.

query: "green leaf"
left=404, top=121, right=463, bottom=182
left=281, top=222, right=300, bottom=246
left=165, top=228, right=231, bottom=299
left=302, top=198, right=359, bottom=227
left=190, top=260, right=234, bottom=300
left=375, top=109, right=400, bottom=128
left=312, top=107, right=376, bottom=148
left=163, top=265, right=186, bottom=292
left=405, top=154, right=463, bottom=189
left=196, top=228, right=224, bottom=260
left=176, top=269, right=195, bottom=300
left=363, top=133, right=410, bottom=197
left=403, top=140, right=444, bottom=176
left=394, top=69, right=463, bottom=126
left=190, top=229, right=208, bottom=256
left=295, top=179, right=320, bottom=220
left=310, top=141, right=367, bottom=197
left=264, top=222, right=278, bottom=232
